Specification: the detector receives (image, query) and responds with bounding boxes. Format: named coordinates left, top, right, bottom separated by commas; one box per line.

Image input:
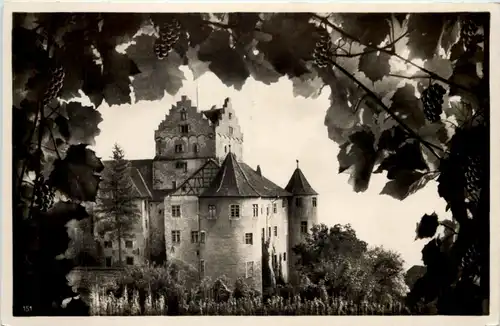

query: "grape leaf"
left=374, top=141, right=428, bottom=178
left=99, top=48, right=141, bottom=106
left=54, top=116, right=70, bottom=140
left=126, top=34, right=186, bottom=102
left=291, top=71, right=324, bottom=99
left=380, top=170, right=425, bottom=200
left=440, top=17, right=460, bottom=55
left=358, top=49, right=391, bottom=83
left=64, top=102, right=103, bottom=145
left=423, top=58, right=453, bottom=80
left=49, top=144, right=104, bottom=202
left=177, top=13, right=214, bottom=47
left=337, top=129, right=378, bottom=193
left=197, top=30, right=250, bottom=89
left=245, top=48, right=282, bottom=85
left=257, top=13, right=318, bottom=78
left=100, top=13, right=146, bottom=47
left=338, top=14, right=392, bottom=46
left=408, top=171, right=440, bottom=199
left=406, top=14, right=447, bottom=60
left=186, top=46, right=210, bottom=80
left=390, top=83, right=426, bottom=130
left=45, top=201, right=90, bottom=224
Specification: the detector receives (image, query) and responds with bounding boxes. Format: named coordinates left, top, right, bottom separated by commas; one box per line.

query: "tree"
left=11, top=11, right=489, bottom=315
left=94, top=144, right=141, bottom=266
left=293, top=223, right=407, bottom=305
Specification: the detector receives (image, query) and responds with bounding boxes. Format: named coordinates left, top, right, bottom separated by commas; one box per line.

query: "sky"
left=92, top=67, right=451, bottom=270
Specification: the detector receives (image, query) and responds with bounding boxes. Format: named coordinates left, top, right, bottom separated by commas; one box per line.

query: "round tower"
left=285, top=160, right=319, bottom=284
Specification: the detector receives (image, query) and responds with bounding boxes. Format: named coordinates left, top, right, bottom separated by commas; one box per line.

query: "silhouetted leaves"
left=390, top=84, right=426, bottom=130
left=358, top=49, right=391, bottom=83
left=197, top=30, right=250, bottom=89
left=415, top=213, right=440, bottom=239
left=380, top=170, right=425, bottom=200
left=126, top=34, right=186, bottom=102
left=406, top=14, right=447, bottom=60
left=49, top=144, right=104, bottom=202
left=337, top=14, right=392, bottom=46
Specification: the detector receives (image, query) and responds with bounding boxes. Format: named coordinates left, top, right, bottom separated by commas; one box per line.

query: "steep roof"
left=285, top=165, right=318, bottom=196
left=200, top=153, right=291, bottom=198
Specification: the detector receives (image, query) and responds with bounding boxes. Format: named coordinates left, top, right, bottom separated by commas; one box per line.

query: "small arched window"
left=193, top=143, right=199, bottom=153
left=224, top=145, right=227, bottom=153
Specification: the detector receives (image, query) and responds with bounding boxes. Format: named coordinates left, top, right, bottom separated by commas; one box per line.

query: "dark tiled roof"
left=200, top=153, right=291, bottom=198
left=285, top=168, right=318, bottom=196
left=202, top=108, right=223, bottom=124
left=102, top=159, right=172, bottom=202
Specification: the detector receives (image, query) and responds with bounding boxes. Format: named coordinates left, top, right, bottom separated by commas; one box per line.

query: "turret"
left=285, top=160, right=318, bottom=283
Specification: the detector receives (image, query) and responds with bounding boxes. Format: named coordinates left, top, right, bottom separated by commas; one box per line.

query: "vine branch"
left=324, top=58, right=443, bottom=159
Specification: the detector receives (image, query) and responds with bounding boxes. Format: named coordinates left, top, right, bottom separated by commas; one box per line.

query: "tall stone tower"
left=285, top=160, right=318, bottom=283
left=152, top=96, right=243, bottom=191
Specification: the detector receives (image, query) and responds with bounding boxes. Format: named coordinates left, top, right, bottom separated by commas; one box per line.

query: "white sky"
left=92, top=68, right=450, bottom=270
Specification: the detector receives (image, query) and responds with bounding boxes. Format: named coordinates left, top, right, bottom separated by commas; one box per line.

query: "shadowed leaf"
left=359, top=49, right=391, bottom=83
left=415, top=212, right=440, bottom=239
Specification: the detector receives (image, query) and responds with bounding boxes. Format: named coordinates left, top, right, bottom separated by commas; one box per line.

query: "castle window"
left=105, top=257, right=112, bottom=267
left=200, top=231, right=206, bottom=244
left=172, top=230, right=181, bottom=244
left=172, top=205, right=181, bottom=218
left=191, top=231, right=199, bottom=243
left=200, top=260, right=205, bottom=275
left=252, top=204, right=259, bottom=217
left=180, top=110, right=187, bottom=121
left=283, top=252, right=287, bottom=261
left=224, top=145, right=228, bottom=153
left=126, top=257, right=134, bottom=266
left=261, top=228, right=265, bottom=239
left=273, top=254, right=278, bottom=267
left=268, top=227, right=271, bottom=238
left=273, top=203, right=277, bottom=214
left=229, top=113, right=233, bottom=120
left=179, top=124, right=189, bottom=134
left=172, top=181, right=177, bottom=189
left=104, top=241, right=112, bottom=248
left=312, top=197, right=317, bottom=207
left=245, top=261, right=254, bottom=278
left=282, top=199, right=286, bottom=207
left=300, top=221, right=308, bottom=234
left=274, top=226, right=278, bottom=236
left=125, top=240, right=133, bottom=249
left=175, top=161, right=188, bottom=171
left=295, top=197, right=302, bottom=207
left=193, top=143, right=199, bottom=153
left=229, top=204, right=240, bottom=219
left=208, top=205, right=217, bottom=219
left=245, top=233, right=253, bottom=245
left=229, top=126, right=234, bottom=135
left=175, top=144, right=184, bottom=153
left=266, top=206, right=269, bottom=215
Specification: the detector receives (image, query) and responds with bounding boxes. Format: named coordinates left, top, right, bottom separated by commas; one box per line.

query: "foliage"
left=292, top=223, right=407, bottom=305
left=94, top=144, right=141, bottom=266
left=89, top=285, right=417, bottom=316
left=12, top=12, right=489, bottom=315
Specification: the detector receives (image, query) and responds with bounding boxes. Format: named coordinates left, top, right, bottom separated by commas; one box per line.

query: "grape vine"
left=11, top=11, right=489, bottom=315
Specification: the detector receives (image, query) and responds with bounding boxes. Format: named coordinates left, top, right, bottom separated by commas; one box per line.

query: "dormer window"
left=180, top=110, right=187, bottom=121
left=179, top=124, right=189, bottom=134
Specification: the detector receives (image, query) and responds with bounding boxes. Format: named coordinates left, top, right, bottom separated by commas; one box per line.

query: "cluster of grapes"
left=460, top=18, right=480, bottom=49
left=313, top=27, right=332, bottom=69
left=43, top=66, right=65, bottom=106
left=421, top=84, right=446, bottom=123
left=34, top=177, right=55, bottom=212
left=154, top=19, right=182, bottom=60
left=464, top=154, right=483, bottom=203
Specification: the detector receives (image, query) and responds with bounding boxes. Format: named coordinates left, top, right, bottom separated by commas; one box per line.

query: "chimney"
left=256, top=165, right=262, bottom=176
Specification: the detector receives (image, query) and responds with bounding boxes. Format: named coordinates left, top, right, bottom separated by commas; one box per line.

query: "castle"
left=99, top=96, right=319, bottom=291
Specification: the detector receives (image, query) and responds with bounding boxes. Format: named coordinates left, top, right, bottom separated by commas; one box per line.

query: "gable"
left=172, top=160, right=220, bottom=196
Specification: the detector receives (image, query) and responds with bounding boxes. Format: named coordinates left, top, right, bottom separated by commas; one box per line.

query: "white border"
left=2, top=3, right=499, bottom=326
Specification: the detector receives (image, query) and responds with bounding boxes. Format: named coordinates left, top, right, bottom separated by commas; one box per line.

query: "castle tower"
left=152, top=96, right=243, bottom=191
left=197, top=151, right=290, bottom=292
left=285, top=160, right=318, bottom=283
